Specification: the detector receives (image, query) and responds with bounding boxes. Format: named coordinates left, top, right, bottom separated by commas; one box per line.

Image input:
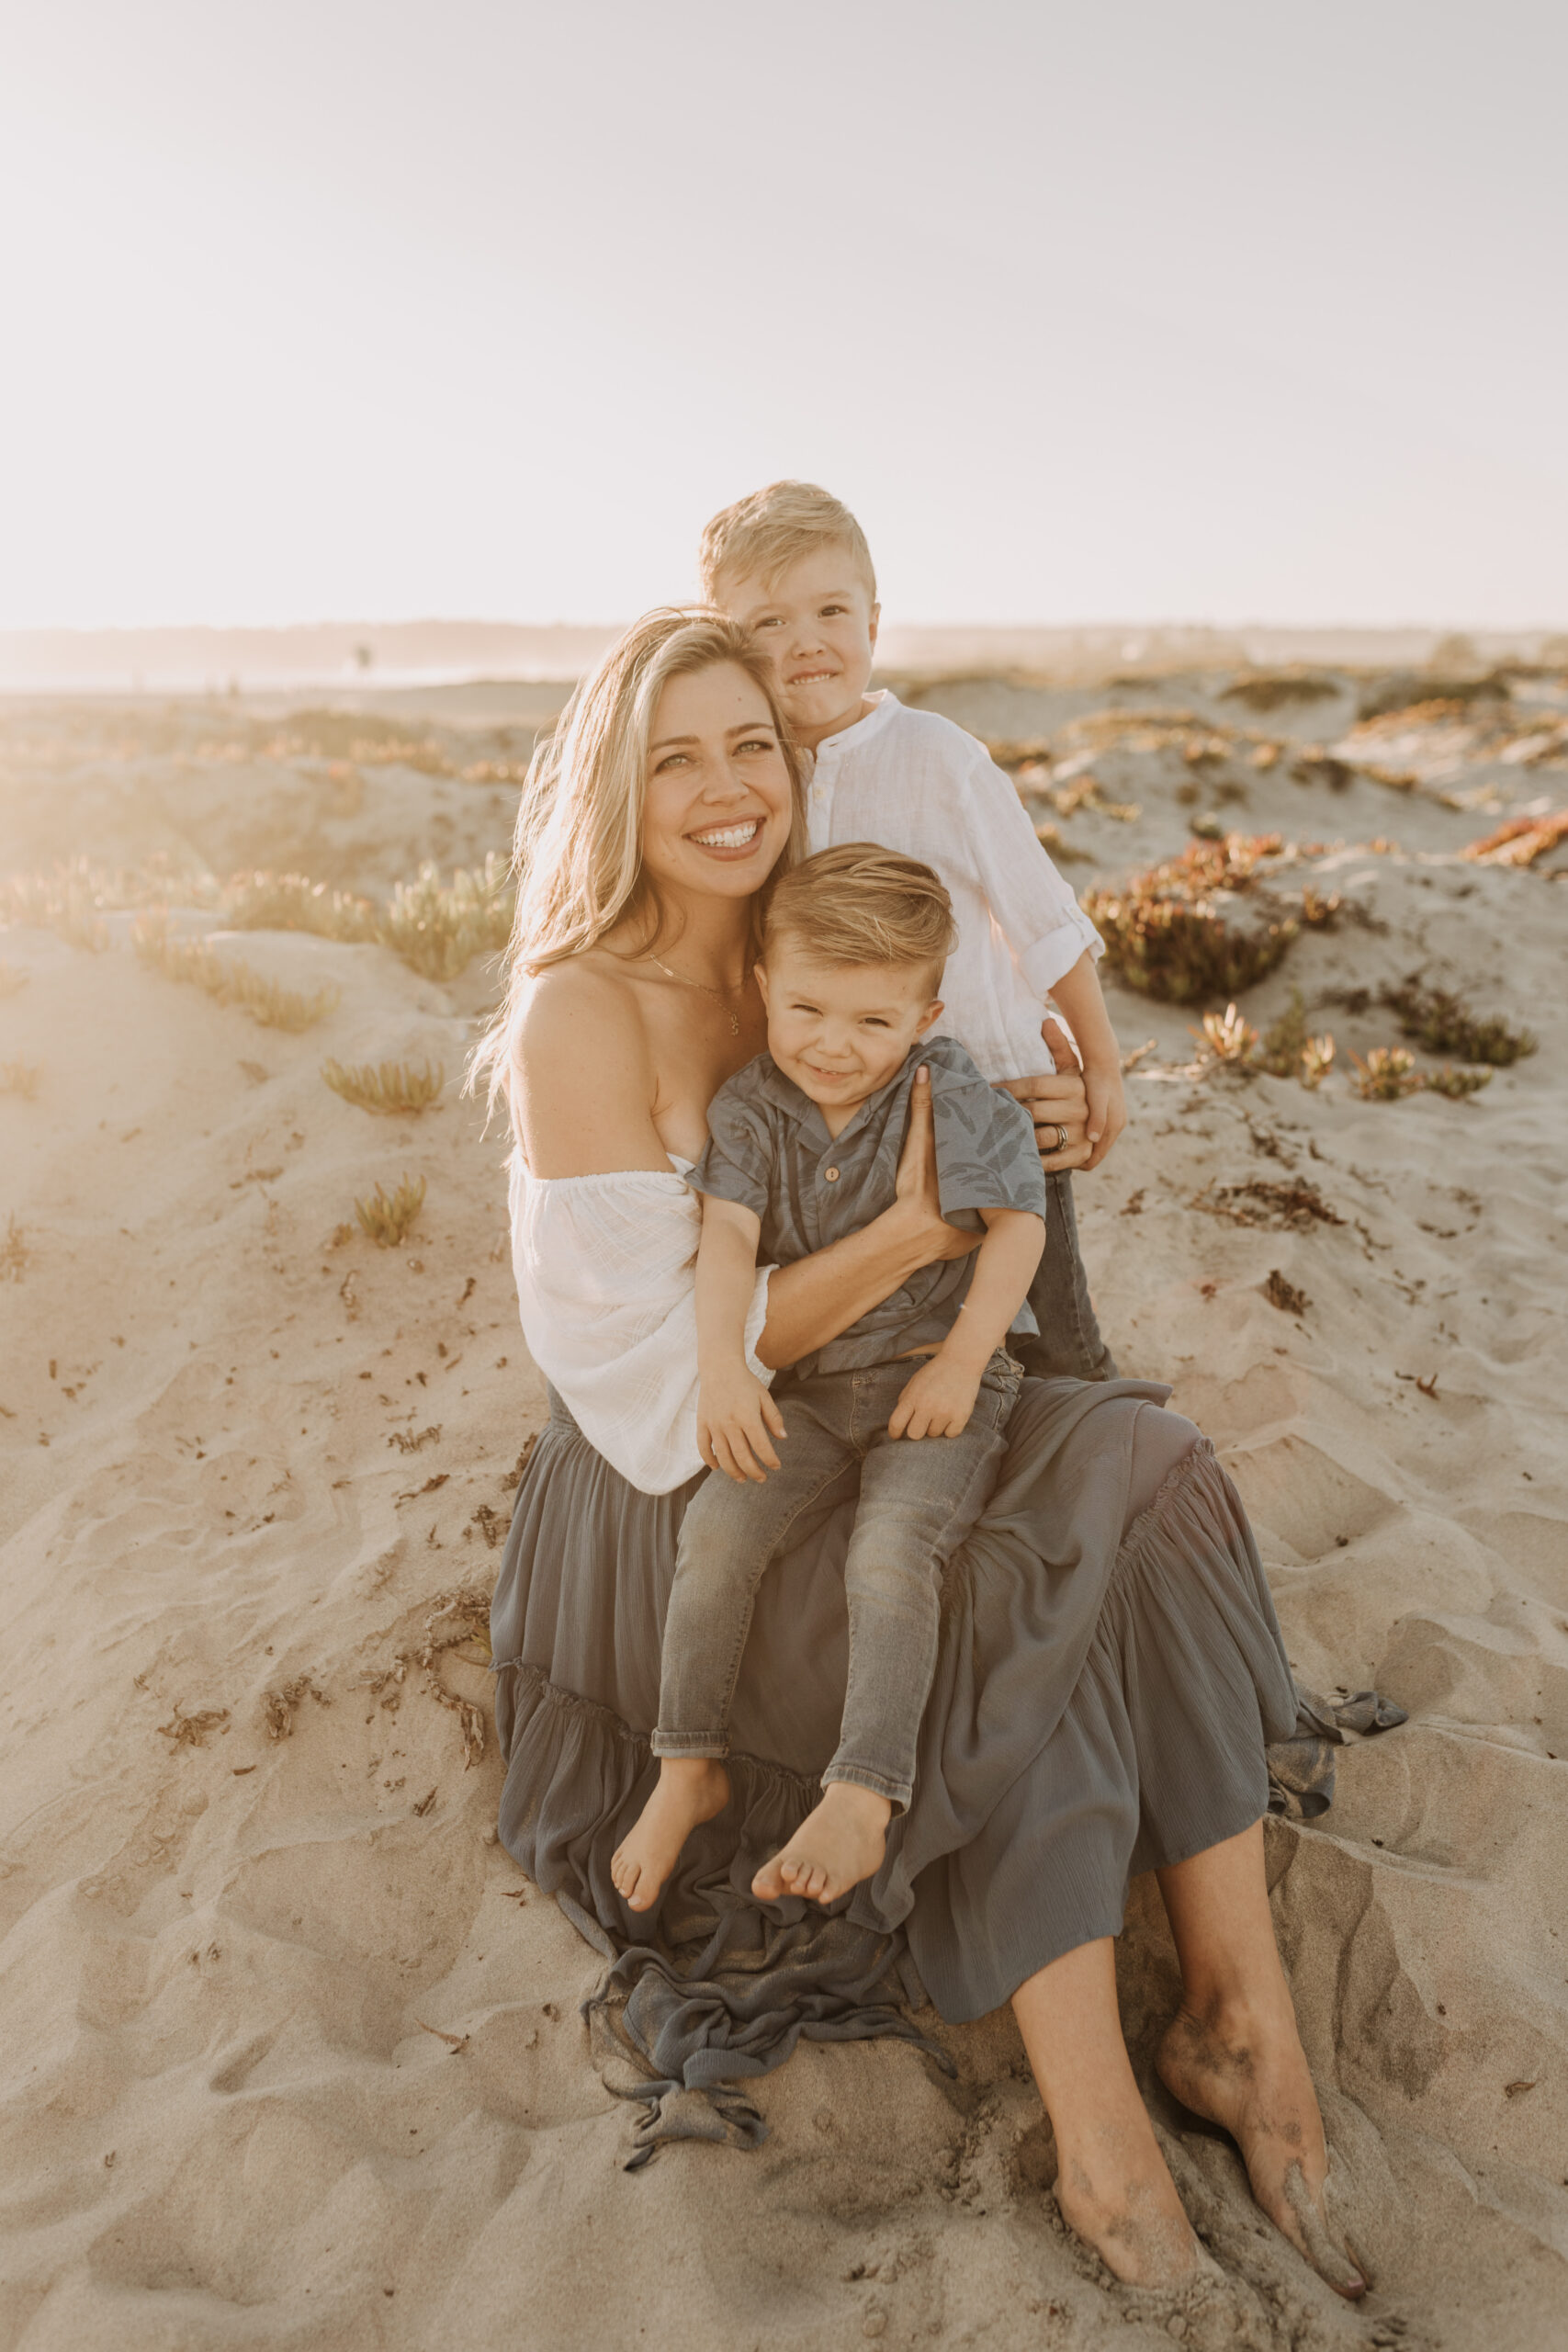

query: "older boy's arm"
left=1043, top=953, right=1126, bottom=1172
left=694, top=1194, right=787, bottom=1483
left=888, top=1208, right=1044, bottom=1441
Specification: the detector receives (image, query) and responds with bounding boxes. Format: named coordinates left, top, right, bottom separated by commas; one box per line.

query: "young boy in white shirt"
left=700, top=481, right=1126, bottom=1380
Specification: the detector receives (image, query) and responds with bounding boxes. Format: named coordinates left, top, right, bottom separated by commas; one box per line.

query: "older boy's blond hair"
left=762, top=844, right=954, bottom=989
left=700, top=481, right=876, bottom=605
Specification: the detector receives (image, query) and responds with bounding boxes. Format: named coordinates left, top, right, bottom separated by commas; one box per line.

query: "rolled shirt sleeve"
left=954, top=741, right=1103, bottom=1000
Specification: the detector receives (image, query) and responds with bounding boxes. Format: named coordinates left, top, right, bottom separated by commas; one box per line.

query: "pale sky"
left=3, top=0, right=1564, bottom=631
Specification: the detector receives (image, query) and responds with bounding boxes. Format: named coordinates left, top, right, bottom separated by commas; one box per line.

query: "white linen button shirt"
left=804, top=691, right=1103, bottom=1082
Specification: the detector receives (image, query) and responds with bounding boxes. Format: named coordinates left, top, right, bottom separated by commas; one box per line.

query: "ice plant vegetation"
left=353, top=1173, right=427, bottom=1248
left=321, top=1058, right=445, bottom=1114
left=133, top=916, right=339, bottom=1033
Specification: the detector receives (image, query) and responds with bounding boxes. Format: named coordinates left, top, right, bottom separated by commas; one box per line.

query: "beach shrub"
left=378, top=855, right=513, bottom=981
left=322, top=1057, right=444, bottom=1114
left=133, top=915, right=339, bottom=1032
left=1460, top=810, right=1568, bottom=869
left=0, top=867, right=108, bottom=952
left=1349, top=1046, right=1423, bottom=1101
left=1083, top=833, right=1298, bottom=1005
left=1421, top=1065, right=1493, bottom=1099
left=1380, top=975, right=1536, bottom=1065
left=220, top=872, right=380, bottom=944
left=1219, top=673, right=1339, bottom=713
left=354, top=1173, right=427, bottom=1247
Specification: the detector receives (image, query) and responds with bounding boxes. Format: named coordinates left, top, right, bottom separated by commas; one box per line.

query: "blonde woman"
left=471, top=610, right=1367, bottom=2301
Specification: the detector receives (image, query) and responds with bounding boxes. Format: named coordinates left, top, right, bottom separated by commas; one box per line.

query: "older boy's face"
left=716, top=548, right=880, bottom=752
left=757, top=941, right=942, bottom=1121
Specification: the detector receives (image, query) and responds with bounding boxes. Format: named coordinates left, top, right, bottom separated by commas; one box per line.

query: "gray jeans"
left=654, top=1351, right=1022, bottom=1809
left=1014, top=1170, right=1119, bottom=1382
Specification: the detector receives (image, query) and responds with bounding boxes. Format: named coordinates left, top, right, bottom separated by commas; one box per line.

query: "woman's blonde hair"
left=468, top=606, right=807, bottom=1110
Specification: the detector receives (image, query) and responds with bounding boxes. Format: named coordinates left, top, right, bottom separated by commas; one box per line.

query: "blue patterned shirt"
left=690, top=1034, right=1047, bottom=1378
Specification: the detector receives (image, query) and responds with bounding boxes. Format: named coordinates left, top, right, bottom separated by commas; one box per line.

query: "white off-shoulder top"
left=508, top=1150, right=773, bottom=1495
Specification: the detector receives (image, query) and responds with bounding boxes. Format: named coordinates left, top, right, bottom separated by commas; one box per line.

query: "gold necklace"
left=646, top=952, right=744, bottom=1036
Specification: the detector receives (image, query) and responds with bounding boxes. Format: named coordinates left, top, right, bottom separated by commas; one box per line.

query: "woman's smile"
left=685, top=816, right=764, bottom=854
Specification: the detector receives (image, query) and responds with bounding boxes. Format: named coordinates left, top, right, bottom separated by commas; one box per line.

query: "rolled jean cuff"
left=823, top=1762, right=911, bottom=1812
left=650, top=1730, right=728, bottom=1761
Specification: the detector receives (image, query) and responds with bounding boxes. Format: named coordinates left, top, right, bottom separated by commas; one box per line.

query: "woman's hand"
left=886, top=1065, right=984, bottom=1268
left=997, top=1015, right=1093, bottom=1171
left=697, top=1360, right=787, bottom=1484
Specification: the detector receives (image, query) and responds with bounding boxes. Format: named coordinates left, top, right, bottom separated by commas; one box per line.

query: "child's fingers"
left=761, top=1392, right=787, bottom=1441
left=887, top=1386, right=916, bottom=1439
left=745, top=1409, right=781, bottom=1472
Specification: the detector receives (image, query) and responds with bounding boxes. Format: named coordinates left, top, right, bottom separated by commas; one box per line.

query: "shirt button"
left=824, top=1167, right=840, bottom=1182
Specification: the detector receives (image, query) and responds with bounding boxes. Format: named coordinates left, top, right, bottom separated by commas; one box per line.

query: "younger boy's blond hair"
left=700, top=481, right=876, bottom=605
left=763, top=844, right=954, bottom=989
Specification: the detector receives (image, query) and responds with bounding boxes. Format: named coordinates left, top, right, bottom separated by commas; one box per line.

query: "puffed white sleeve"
left=951, top=741, right=1103, bottom=997
left=507, top=1159, right=772, bottom=1495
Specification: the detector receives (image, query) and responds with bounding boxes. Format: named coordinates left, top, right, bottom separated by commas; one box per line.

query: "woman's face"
left=640, top=661, right=795, bottom=908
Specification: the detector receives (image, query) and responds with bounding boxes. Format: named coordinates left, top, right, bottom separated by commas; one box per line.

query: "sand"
left=1, top=666, right=1564, bottom=2350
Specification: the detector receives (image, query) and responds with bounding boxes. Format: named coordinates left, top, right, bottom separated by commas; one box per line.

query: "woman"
left=469, top=609, right=1366, bottom=2300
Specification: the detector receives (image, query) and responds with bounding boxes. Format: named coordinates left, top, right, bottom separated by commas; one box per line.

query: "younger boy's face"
left=716, top=547, right=880, bottom=752
left=757, top=940, right=942, bottom=1122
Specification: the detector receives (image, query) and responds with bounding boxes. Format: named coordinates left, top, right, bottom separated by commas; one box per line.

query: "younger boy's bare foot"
left=611, top=1758, right=729, bottom=1914
left=750, top=1781, right=892, bottom=1905
left=1156, top=1996, right=1369, bottom=2300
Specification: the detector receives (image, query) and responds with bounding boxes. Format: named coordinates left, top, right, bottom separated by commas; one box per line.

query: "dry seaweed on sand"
left=1201, top=1179, right=1345, bottom=1231
left=1083, top=833, right=1299, bottom=1006
left=1263, top=1270, right=1310, bottom=1316
left=354, top=1173, right=426, bottom=1247
left=0, top=1059, right=41, bottom=1101
left=1380, top=975, right=1536, bottom=1066
left=322, top=1057, right=445, bottom=1114
left=263, top=1676, right=331, bottom=1739
left=157, top=1703, right=231, bottom=1747
left=0, top=1216, right=28, bottom=1281
left=133, top=915, right=340, bottom=1033
left=355, top=1585, right=491, bottom=1766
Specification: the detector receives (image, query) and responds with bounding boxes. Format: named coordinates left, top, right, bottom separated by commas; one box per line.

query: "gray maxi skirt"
left=491, top=1374, right=1340, bottom=2161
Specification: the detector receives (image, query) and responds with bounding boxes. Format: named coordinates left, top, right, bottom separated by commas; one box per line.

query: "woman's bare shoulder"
left=512, top=955, right=667, bottom=1178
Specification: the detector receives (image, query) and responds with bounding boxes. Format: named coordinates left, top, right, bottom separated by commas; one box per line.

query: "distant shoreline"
left=4, top=618, right=1562, bottom=696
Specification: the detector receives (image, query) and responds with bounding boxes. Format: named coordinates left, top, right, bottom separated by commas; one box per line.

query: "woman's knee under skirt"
left=491, top=1377, right=1300, bottom=2028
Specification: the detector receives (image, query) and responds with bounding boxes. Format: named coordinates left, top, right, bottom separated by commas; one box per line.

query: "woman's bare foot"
left=611, top=1758, right=729, bottom=1913
left=750, top=1781, right=891, bottom=1904
left=1054, top=2112, right=1207, bottom=2290
left=1156, top=1996, right=1368, bottom=2299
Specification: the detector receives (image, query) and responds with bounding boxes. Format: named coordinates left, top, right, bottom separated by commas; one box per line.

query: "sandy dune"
left=1, top=666, right=1564, bottom=2349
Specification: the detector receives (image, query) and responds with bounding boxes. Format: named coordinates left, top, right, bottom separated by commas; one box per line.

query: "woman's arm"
left=756, top=1067, right=979, bottom=1372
